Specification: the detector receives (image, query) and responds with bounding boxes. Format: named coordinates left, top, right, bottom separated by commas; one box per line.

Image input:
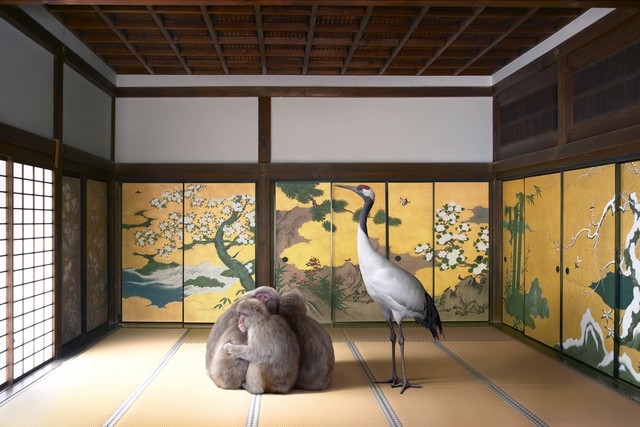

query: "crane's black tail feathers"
left=417, top=291, right=444, bottom=340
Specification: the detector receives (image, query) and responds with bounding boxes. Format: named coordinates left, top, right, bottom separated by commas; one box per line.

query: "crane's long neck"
left=359, top=197, right=374, bottom=236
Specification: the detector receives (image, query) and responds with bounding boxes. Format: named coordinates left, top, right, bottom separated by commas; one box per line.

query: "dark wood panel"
left=492, top=124, right=640, bottom=178
left=114, top=162, right=264, bottom=181
left=258, top=97, right=271, bottom=163
left=115, top=86, right=491, bottom=98
left=269, top=162, right=492, bottom=180
left=0, top=122, right=55, bottom=167
left=61, top=145, right=114, bottom=180
left=114, top=161, right=492, bottom=181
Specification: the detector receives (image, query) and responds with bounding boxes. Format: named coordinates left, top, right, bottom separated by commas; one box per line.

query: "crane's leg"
left=374, top=318, right=400, bottom=386
left=393, top=321, right=422, bottom=394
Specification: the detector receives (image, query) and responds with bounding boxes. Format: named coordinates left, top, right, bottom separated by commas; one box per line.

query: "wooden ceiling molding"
left=2, top=1, right=628, bottom=76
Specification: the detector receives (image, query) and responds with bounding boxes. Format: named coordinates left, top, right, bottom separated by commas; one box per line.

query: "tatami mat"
left=441, top=340, right=640, bottom=426
left=258, top=342, right=389, bottom=427
left=114, top=343, right=251, bottom=427
left=1, top=325, right=638, bottom=426
left=355, top=341, right=533, bottom=426
left=0, top=328, right=186, bottom=427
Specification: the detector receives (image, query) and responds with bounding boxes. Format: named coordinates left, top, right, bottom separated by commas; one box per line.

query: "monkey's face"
left=255, top=289, right=279, bottom=314
left=237, top=312, right=248, bottom=333
left=255, top=292, right=269, bottom=303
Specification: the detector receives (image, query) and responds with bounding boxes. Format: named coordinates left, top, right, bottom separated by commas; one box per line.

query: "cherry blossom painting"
left=121, top=182, right=256, bottom=323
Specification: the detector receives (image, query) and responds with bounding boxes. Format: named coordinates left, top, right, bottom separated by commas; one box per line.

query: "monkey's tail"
left=416, top=291, right=444, bottom=340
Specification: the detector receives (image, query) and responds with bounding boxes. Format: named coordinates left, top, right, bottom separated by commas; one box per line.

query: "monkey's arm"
left=223, top=342, right=269, bottom=363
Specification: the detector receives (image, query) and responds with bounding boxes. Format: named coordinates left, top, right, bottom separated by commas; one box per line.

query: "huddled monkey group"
left=205, top=286, right=335, bottom=394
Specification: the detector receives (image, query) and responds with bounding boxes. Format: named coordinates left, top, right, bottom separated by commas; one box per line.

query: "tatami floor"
left=0, top=325, right=638, bottom=426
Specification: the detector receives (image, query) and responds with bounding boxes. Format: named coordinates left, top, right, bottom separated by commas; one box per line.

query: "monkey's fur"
left=223, top=299, right=300, bottom=394
left=279, top=291, right=335, bottom=390
left=205, top=286, right=279, bottom=389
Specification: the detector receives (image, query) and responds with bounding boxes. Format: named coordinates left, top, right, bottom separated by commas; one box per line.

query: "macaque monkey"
left=223, top=299, right=300, bottom=394
left=279, top=290, right=335, bottom=390
left=205, top=286, right=280, bottom=389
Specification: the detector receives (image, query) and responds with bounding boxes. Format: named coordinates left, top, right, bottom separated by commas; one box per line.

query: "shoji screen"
left=0, top=160, right=7, bottom=385
left=12, top=162, right=54, bottom=378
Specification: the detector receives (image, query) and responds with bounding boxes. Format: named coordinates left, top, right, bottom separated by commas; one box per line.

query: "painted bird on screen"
left=336, top=184, right=444, bottom=393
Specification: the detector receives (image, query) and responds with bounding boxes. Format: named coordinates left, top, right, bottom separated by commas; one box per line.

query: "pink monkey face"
left=237, top=312, right=248, bottom=333
left=255, top=292, right=271, bottom=304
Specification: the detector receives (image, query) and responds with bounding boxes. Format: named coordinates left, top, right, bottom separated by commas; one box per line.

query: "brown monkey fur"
left=223, top=299, right=300, bottom=394
left=278, top=290, right=335, bottom=390
left=205, top=286, right=279, bottom=389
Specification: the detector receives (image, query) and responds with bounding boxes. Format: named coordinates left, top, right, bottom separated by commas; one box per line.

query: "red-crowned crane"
left=336, top=184, right=443, bottom=393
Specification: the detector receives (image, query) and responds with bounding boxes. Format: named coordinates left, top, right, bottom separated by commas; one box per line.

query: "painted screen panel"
left=183, top=183, right=256, bottom=323
left=502, top=179, right=525, bottom=331
left=434, top=182, right=489, bottom=322
left=388, top=183, right=434, bottom=297
left=524, top=174, right=561, bottom=347
left=86, top=180, right=109, bottom=330
left=562, top=166, right=615, bottom=375
left=121, top=183, right=183, bottom=322
left=274, top=182, right=332, bottom=324
left=618, top=161, right=640, bottom=386
left=332, top=182, right=387, bottom=322
left=61, top=177, right=81, bottom=344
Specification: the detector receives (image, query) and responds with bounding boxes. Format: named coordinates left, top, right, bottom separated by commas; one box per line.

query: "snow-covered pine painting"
left=121, top=183, right=256, bottom=323
left=561, top=166, right=616, bottom=376
left=618, top=161, right=640, bottom=386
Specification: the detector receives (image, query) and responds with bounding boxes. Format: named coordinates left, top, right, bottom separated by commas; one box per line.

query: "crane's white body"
left=356, top=227, right=427, bottom=324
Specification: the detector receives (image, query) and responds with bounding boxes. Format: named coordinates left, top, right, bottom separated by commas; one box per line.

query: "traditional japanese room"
left=1, top=1, right=640, bottom=426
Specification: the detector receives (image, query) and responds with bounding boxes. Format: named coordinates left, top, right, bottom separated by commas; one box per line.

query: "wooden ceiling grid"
left=22, top=1, right=622, bottom=76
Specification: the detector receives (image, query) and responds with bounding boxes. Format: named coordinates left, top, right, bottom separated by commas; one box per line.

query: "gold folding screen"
left=274, top=181, right=489, bottom=324
left=121, top=183, right=257, bottom=323
left=503, top=162, right=640, bottom=388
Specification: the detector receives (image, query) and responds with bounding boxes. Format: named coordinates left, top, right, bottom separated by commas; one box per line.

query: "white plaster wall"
left=114, top=98, right=258, bottom=163
left=0, top=17, right=54, bottom=139
left=271, top=97, right=493, bottom=163
left=63, top=65, right=112, bottom=160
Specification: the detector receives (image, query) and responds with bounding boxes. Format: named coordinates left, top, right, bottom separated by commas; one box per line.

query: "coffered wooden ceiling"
left=16, top=1, right=634, bottom=76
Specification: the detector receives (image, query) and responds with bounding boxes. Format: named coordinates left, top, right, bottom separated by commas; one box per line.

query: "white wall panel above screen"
left=63, top=65, right=112, bottom=160
left=271, top=97, right=492, bottom=163
left=115, top=98, right=258, bottom=163
left=0, top=17, right=53, bottom=139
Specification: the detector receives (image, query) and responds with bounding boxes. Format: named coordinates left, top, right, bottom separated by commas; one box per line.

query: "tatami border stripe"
left=347, top=341, right=402, bottom=427
left=103, top=329, right=191, bottom=427
left=246, top=393, right=261, bottom=427
left=434, top=340, right=548, bottom=427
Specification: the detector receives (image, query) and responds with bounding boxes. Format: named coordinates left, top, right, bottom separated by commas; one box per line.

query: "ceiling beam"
left=21, top=1, right=634, bottom=7
left=200, top=5, right=229, bottom=75
left=341, top=5, right=373, bottom=75
left=92, top=5, right=154, bottom=74
left=417, top=6, right=485, bottom=75
left=378, top=6, right=430, bottom=75
left=454, top=7, right=538, bottom=75
left=146, top=5, right=192, bottom=74
left=302, top=5, right=318, bottom=75
left=254, top=5, right=267, bottom=74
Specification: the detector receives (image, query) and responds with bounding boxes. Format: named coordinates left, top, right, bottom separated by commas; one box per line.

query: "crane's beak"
left=335, top=184, right=366, bottom=200
left=335, top=184, right=358, bottom=192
